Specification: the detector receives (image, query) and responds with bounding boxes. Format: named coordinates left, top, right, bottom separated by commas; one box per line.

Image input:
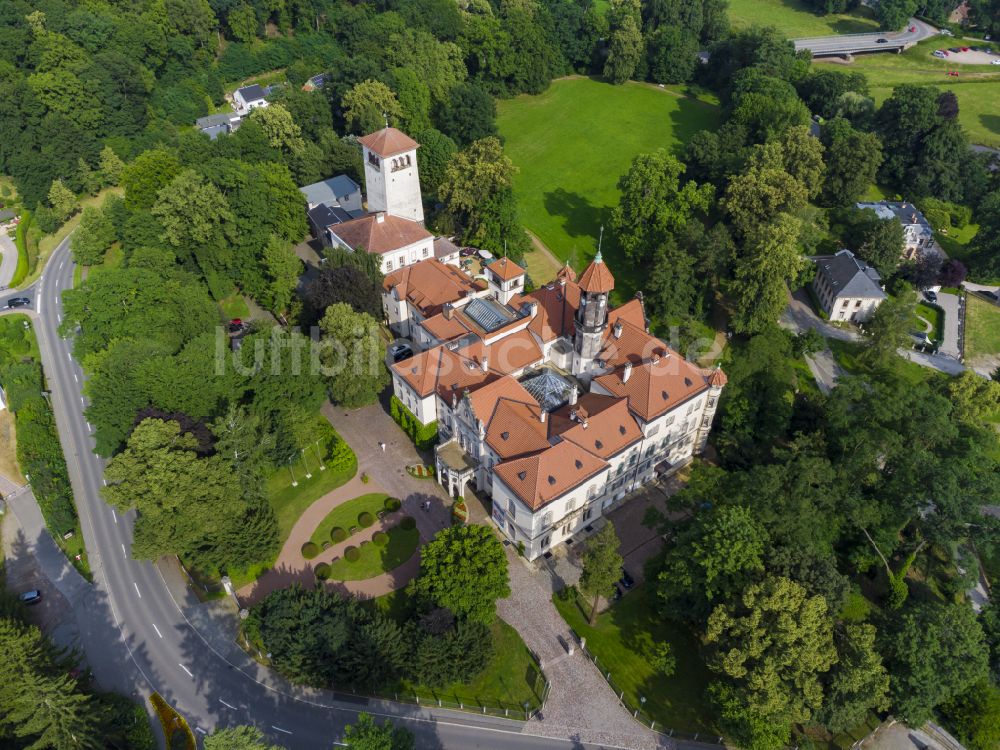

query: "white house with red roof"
left=387, top=252, right=727, bottom=560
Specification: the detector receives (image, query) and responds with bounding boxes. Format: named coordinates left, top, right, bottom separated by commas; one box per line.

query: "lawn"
left=497, top=77, right=719, bottom=301
left=309, top=493, right=390, bottom=547
left=552, top=585, right=716, bottom=733
left=218, top=292, right=251, bottom=320
left=325, top=523, right=419, bottom=581
left=827, top=337, right=945, bottom=385
left=373, top=591, right=546, bottom=712
left=837, top=37, right=1000, bottom=148
left=0, top=409, right=24, bottom=485
left=728, top=0, right=878, bottom=37
left=914, top=302, right=944, bottom=341
left=965, top=294, right=1000, bottom=359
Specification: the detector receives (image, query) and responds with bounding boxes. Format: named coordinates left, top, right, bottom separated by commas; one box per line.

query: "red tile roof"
left=485, top=328, right=544, bottom=374
left=465, top=375, right=537, bottom=425
left=420, top=311, right=472, bottom=342
left=577, top=253, right=615, bottom=294
left=489, top=257, right=525, bottom=282
left=484, top=399, right=551, bottom=459
left=594, top=352, right=710, bottom=422
left=559, top=399, right=643, bottom=460
left=392, top=344, right=493, bottom=400
left=556, top=263, right=578, bottom=283
left=383, top=259, right=476, bottom=317
left=598, top=319, right=666, bottom=369
left=512, top=281, right=581, bottom=343
left=331, top=213, right=432, bottom=255
left=494, top=440, right=608, bottom=511
left=358, top=127, right=419, bottom=157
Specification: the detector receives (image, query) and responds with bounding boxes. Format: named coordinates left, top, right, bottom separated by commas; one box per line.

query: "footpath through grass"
left=965, top=294, right=1000, bottom=359
left=552, top=586, right=716, bottom=733
left=497, top=77, right=719, bottom=300
left=728, top=0, right=878, bottom=37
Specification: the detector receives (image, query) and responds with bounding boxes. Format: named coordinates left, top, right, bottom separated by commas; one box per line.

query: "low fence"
left=570, top=629, right=726, bottom=746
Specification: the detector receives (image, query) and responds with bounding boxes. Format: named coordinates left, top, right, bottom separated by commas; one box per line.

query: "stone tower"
left=572, top=251, right=615, bottom=376
left=358, top=127, right=424, bottom=223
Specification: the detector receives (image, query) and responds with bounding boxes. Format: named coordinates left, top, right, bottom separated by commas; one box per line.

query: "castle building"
left=385, top=252, right=726, bottom=561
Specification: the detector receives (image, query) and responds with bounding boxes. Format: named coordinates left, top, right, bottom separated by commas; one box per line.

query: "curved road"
left=1, top=239, right=646, bottom=750
left=794, top=17, right=937, bottom=56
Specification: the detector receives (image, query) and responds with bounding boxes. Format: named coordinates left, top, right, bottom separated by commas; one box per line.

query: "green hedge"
left=372, top=531, right=389, bottom=546
left=400, top=516, right=416, bottom=531
left=315, top=563, right=331, bottom=580
left=301, top=541, right=319, bottom=559
left=390, top=395, right=438, bottom=451
left=331, top=527, right=347, bottom=543
left=384, top=497, right=401, bottom=512
left=344, top=545, right=360, bottom=562
left=10, top=210, right=31, bottom=286
left=358, top=511, right=374, bottom=528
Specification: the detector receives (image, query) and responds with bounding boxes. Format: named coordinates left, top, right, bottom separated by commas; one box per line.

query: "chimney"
left=528, top=301, right=538, bottom=319
left=376, top=212, right=386, bottom=224
left=569, top=385, right=578, bottom=406
left=481, top=357, right=489, bottom=373
left=452, top=392, right=458, bottom=409
left=582, top=419, right=589, bottom=430
left=540, top=410, right=547, bottom=424
left=613, top=321, right=623, bottom=339
left=623, top=362, right=633, bottom=383
left=443, top=303, right=453, bottom=320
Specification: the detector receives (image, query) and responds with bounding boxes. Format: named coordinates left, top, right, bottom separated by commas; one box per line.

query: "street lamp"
left=311, top=439, right=326, bottom=471
left=523, top=701, right=530, bottom=720
left=288, top=462, right=298, bottom=487
left=301, top=448, right=312, bottom=479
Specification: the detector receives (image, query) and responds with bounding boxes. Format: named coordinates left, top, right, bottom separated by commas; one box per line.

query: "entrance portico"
left=434, top=439, right=477, bottom=499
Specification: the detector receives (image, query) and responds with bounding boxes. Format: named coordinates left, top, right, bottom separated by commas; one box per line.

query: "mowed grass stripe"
left=498, top=77, right=719, bottom=298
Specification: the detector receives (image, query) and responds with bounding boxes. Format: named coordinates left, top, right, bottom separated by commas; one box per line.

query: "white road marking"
left=87, top=422, right=94, bottom=433
left=111, top=508, right=117, bottom=524
left=67, top=352, right=72, bottom=362
left=152, top=623, right=162, bottom=638
left=179, top=664, right=193, bottom=677
left=73, top=372, right=78, bottom=383
left=102, top=478, right=107, bottom=486
left=195, top=727, right=207, bottom=735
left=121, top=544, right=126, bottom=557
left=57, top=313, right=61, bottom=324
left=219, top=699, right=236, bottom=710
left=35, top=298, right=40, bottom=313
left=271, top=726, right=292, bottom=735
left=133, top=582, right=141, bottom=598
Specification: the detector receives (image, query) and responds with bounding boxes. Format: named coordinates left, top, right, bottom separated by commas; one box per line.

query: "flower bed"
left=452, top=500, right=469, bottom=525
left=149, top=693, right=195, bottom=750
left=406, top=463, right=436, bottom=479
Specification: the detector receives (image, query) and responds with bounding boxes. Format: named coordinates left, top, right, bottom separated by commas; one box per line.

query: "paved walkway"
left=935, top=291, right=962, bottom=359
left=0, top=232, right=18, bottom=288
left=780, top=288, right=861, bottom=343
left=499, top=547, right=666, bottom=749
left=236, top=399, right=454, bottom=605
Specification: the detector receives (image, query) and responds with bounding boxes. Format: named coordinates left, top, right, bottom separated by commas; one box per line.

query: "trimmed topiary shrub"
left=301, top=541, right=319, bottom=559
left=373, top=531, right=389, bottom=546
left=315, top=563, right=331, bottom=580
left=331, top=527, right=347, bottom=543
left=400, top=516, right=416, bottom=531
left=358, top=511, right=375, bottom=528
left=344, top=546, right=360, bottom=562
left=384, top=497, right=402, bottom=512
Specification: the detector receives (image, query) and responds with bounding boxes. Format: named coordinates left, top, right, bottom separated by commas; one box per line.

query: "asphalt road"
left=1, top=241, right=652, bottom=750
left=793, top=17, right=937, bottom=56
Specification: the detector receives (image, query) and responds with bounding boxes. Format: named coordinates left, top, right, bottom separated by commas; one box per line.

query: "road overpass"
left=794, top=17, right=937, bottom=57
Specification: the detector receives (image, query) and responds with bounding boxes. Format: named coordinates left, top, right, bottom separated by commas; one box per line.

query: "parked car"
left=619, top=567, right=635, bottom=590
left=227, top=318, right=244, bottom=333
left=949, top=47, right=962, bottom=52
left=6, top=297, right=30, bottom=309
left=459, top=247, right=477, bottom=257
left=992, top=59, right=1000, bottom=65
left=924, top=290, right=938, bottom=303
left=940, top=28, right=953, bottom=36
left=984, top=291, right=1000, bottom=302
left=909, top=25, right=916, bottom=32
left=933, top=50, right=946, bottom=57
left=960, top=46, right=971, bottom=51
left=389, top=343, right=413, bottom=362
left=18, top=590, right=42, bottom=605
left=876, top=38, right=889, bottom=43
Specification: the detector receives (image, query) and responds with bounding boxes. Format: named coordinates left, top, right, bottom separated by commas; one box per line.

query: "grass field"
left=827, top=337, right=946, bottom=385
left=552, top=586, right=716, bottom=733
left=914, top=302, right=943, bottom=341
left=965, top=295, right=1000, bottom=358
left=833, top=38, right=1000, bottom=148
left=308, top=493, right=389, bottom=547
left=728, top=0, right=878, bottom=37
left=325, top=524, right=419, bottom=580
left=498, top=77, right=719, bottom=300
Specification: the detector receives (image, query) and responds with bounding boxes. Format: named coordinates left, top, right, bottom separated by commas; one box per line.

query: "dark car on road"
left=18, top=590, right=42, bottom=605
left=924, top=290, right=938, bottom=303
left=6, top=297, right=30, bottom=309
left=876, top=38, right=889, bottom=43
left=619, top=568, right=635, bottom=589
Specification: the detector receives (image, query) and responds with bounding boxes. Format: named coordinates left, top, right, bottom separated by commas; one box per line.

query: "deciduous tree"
left=342, top=79, right=402, bottom=136
left=579, top=524, right=623, bottom=623
left=730, top=213, right=804, bottom=334
left=604, top=0, right=642, bottom=84
left=409, top=525, right=510, bottom=624
left=342, top=713, right=414, bottom=750
left=319, top=303, right=388, bottom=407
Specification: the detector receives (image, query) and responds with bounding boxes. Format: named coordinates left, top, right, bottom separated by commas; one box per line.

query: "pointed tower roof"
left=556, top=261, right=577, bottom=283
left=577, top=251, right=615, bottom=294
left=358, top=127, right=419, bottom=158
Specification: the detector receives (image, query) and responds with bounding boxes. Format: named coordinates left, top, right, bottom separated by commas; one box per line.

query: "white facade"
left=363, top=143, right=424, bottom=223
left=232, top=88, right=268, bottom=117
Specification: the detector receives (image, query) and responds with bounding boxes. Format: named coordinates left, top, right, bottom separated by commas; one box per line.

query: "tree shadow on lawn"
left=610, top=588, right=716, bottom=734
left=980, top=113, right=1000, bottom=136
